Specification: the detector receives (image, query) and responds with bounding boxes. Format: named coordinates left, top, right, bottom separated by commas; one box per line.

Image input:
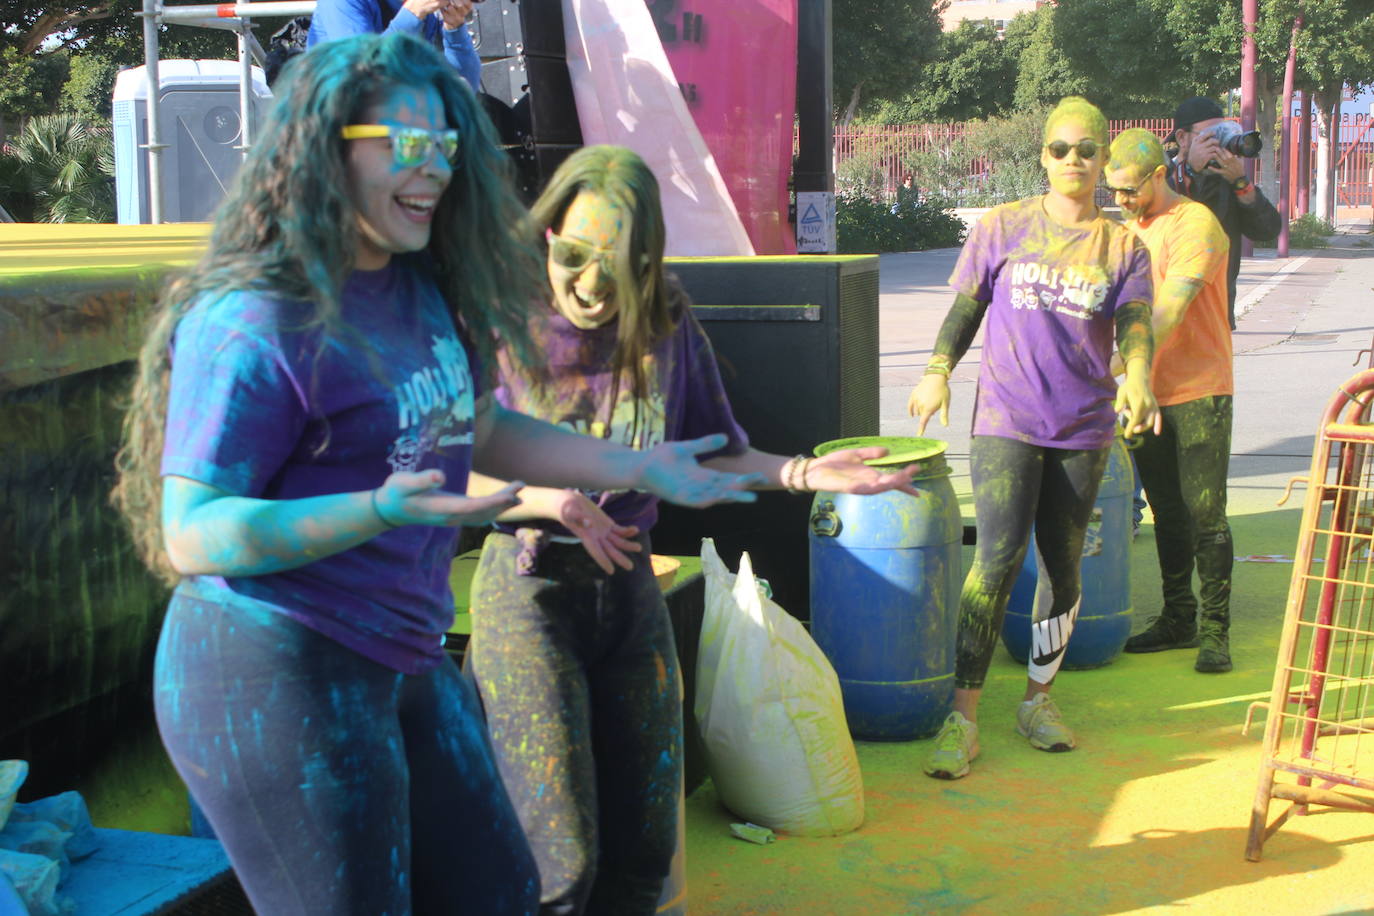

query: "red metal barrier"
left=819, top=118, right=1372, bottom=209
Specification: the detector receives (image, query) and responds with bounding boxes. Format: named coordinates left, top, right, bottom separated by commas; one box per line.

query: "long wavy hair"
left=527, top=145, right=674, bottom=436
left=113, top=33, right=543, bottom=584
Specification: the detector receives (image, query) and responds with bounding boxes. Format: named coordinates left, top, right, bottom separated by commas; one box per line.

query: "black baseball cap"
left=1174, top=97, right=1225, bottom=131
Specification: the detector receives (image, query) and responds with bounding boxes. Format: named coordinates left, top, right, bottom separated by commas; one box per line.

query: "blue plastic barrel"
left=809, top=437, right=962, bottom=741
left=1000, top=435, right=1133, bottom=670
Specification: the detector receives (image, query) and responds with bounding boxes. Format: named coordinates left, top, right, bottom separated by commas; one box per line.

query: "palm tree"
left=1, top=114, right=115, bottom=223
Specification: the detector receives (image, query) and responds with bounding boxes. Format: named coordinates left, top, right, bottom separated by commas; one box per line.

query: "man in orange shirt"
left=1107, top=128, right=1235, bottom=673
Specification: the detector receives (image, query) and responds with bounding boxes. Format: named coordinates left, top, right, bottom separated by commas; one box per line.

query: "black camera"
left=1203, top=120, right=1262, bottom=158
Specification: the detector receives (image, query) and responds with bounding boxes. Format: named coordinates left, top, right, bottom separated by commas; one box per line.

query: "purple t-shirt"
left=950, top=197, right=1153, bottom=449
left=493, top=282, right=749, bottom=535
left=161, top=255, right=480, bottom=674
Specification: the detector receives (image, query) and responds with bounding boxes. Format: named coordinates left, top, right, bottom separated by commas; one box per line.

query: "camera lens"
left=1225, top=130, right=1263, bottom=158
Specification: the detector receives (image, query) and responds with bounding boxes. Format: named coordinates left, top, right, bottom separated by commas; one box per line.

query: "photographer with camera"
left=1168, top=97, right=1281, bottom=329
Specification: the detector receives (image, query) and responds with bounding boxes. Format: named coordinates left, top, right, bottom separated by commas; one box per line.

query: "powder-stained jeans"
left=467, top=532, right=680, bottom=916
left=1132, top=395, right=1233, bottom=628
left=955, top=436, right=1111, bottom=689
left=154, top=591, right=539, bottom=916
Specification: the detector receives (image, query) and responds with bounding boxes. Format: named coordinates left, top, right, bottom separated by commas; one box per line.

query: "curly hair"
left=112, top=32, right=543, bottom=584
left=1043, top=96, right=1109, bottom=144
left=1107, top=127, right=1166, bottom=176
left=526, top=146, right=675, bottom=435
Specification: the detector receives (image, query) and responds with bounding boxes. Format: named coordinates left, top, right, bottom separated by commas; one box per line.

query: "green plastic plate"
left=813, top=436, right=949, bottom=467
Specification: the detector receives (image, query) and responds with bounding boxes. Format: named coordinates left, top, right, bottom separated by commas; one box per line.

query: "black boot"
left=1123, top=613, right=1198, bottom=653
left=1194, top=619, right=1232, bottom=673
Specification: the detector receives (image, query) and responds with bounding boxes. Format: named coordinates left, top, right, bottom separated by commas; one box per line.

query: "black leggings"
left=955, top=436, right=1111, bottom=689
left=467, top=532, right=680, bottom=916
left=154, top=591, right=539, bottom=915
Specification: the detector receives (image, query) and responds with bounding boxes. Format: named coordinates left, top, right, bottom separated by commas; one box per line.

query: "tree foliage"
left=833, top=0, right=948, bottom=121
left=879, top=0, right=1373, bottom=128
left=874, top=21, right=1017, bottom=123
left=1006, top=7, right=1094, bottom=112
left=0, top=1, right=239, bottom=59
left=61, top=52, right=121, bottom=122
left=0, top=1, right=246, bottom=131
left=1052, top=0, right=1198, bottom=115
left=0, top=114, right=115, bottom=222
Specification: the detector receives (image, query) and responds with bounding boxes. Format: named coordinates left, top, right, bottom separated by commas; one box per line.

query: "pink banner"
left=654, top=0, right=798, bottom=255
left=564, top=0, right=754, bottom=256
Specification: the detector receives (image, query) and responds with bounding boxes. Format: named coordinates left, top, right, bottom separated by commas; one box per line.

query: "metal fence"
left=829, top=118, right=1373, bottom=212
left=1245, top=369, right=1374, bottom=862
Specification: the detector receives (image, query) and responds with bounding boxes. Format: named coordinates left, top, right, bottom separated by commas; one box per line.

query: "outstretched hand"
left=374, top=470, right=523, bottom=528
left=907, top=374, right=950, bottom=436
left=638, top=435, right=766, bottom=508
left=806, top=447, right=922, bottom=497
left=556, top=490, right=642, bottom=574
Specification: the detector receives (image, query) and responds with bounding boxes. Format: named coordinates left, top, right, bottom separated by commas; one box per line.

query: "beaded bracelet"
left=784, top=454, right=808, bottom=494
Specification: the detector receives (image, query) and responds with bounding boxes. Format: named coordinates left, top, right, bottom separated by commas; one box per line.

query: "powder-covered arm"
left=471, top=394, right=766, bottom=507
left=1112, top=298, right=1159, bottom=436
left=162, top=472, right=524, bottom=577
left=906, top=292, right=989, bottom=435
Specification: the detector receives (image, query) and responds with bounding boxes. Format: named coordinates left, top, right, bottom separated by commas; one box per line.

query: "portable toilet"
left=113, top=60, right=271, bottom=224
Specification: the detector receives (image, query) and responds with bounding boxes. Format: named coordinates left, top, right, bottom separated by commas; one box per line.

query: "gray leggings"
left=467, top=532, right=680, bottom=916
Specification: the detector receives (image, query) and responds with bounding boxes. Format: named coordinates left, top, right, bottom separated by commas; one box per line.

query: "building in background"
left=940, top=0, right=1042, bottom=36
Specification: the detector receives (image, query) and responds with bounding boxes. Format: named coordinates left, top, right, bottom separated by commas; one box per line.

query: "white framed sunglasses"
left=545, top=228, right=617, bottom=273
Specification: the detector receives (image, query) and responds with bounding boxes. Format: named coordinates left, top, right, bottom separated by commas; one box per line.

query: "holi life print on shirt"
left=386, top=332, right=476, bottom=473
left=531, top=368, right=669, bottom=499
left=1006, top=260, right=1112, bottom=321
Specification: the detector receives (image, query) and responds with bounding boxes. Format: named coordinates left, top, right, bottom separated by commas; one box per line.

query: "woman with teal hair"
left=113, top=35, right=765, bottom=914
left=908, top=97, right=1159, bottom=780
left=466, top=145, right=920, bottom=914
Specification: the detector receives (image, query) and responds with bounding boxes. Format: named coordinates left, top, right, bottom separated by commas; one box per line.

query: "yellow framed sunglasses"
left=340, top=124, right=461, bottom=168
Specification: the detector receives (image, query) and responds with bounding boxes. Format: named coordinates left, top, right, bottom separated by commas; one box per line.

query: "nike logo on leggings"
left=1028, top=600, right=1081, bottom=684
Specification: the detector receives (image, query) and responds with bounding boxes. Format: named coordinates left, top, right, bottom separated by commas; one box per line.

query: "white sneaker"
left=1016, top=694, right=1075, bottom=752
left=923, top=712, right=980, bottom=779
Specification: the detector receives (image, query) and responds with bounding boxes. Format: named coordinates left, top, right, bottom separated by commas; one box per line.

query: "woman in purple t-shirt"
left=112, top=36, right=773, bottom=915
left=907, top=97, right=1159, bottom=781
left=465, top=146, right=919, bottom=914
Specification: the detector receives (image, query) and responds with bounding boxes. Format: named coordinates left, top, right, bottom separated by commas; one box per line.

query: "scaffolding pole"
left=157, top=2, right=317, bottom=21
left=238, top=0, right=254, bottom=158
left=138, top=0, right=314, bottom=221
left=138, top=0, right=167, bottom=224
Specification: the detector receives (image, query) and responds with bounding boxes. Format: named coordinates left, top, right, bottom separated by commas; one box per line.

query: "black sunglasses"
left=1045, top=139, right=1100, bottom=160
left=1105, top=181, right=1146, bottom=197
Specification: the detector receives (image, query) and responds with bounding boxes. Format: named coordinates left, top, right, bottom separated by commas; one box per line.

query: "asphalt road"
left=874, top=226, right=1374, bottom=514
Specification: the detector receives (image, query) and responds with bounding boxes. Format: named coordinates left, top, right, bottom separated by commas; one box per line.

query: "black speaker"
left=478, top=55, right=582, bottom=146
left=470, top=0, right=567, bottom=60
left=471, top=0, right=581, bottom=199
left=653, top=256, right=881, bottom=619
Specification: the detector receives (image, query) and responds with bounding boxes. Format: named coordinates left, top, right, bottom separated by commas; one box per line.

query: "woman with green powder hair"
left=112, top=35, right=773, bottom=914
left=465, top=145, right=921, bottom=913
left=908, top=96, right=1160, bottom=780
